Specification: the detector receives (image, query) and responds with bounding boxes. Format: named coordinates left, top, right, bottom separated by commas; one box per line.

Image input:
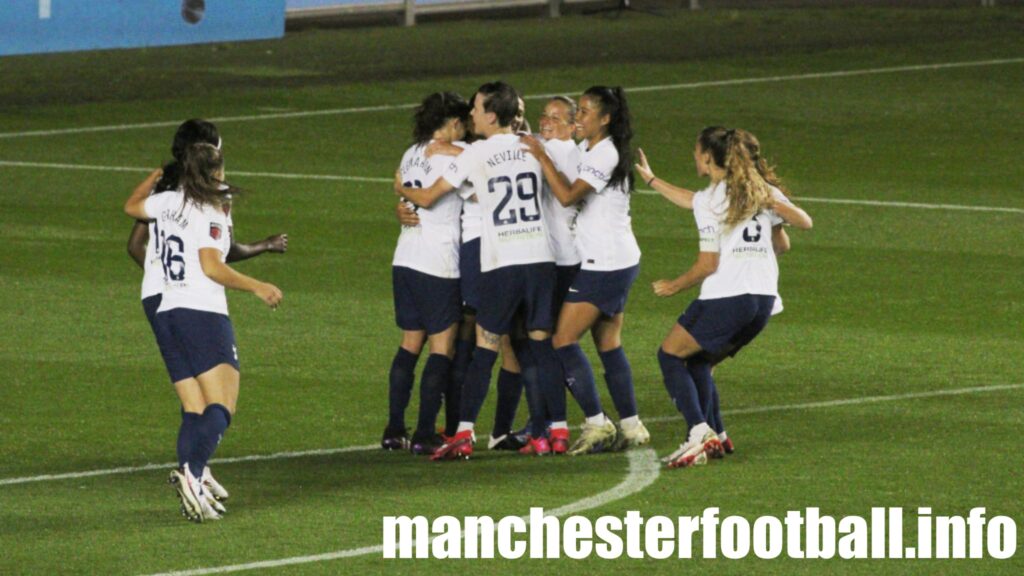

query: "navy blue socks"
left=459, top=347, right=499, bottom=424
left=599, top=347, right=637, bottom=420
left=687, top=358, right=720, bottom=433
left=177, top=409, right=200, bottom=469
left=491, top=368, right=523, bottom=437
left=556, top=343, right=603, bottom=418
left=387, top=347, right=419, bottom=430
left=446, top=338, right=474, bottom=436
left=530, top=338, right=567, bottom=428
left=657, top=348, right=705, bottom=431
left=188, top=403, right=231, bottom=478
left=415, top=353, right=451, bottom=436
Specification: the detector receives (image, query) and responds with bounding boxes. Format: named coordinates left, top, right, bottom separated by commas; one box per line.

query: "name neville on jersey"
left=486, top=148, right=527, bottom=168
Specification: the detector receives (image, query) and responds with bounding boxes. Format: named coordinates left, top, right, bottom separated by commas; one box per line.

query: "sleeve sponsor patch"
left=210, top=222, right=223, bottom=240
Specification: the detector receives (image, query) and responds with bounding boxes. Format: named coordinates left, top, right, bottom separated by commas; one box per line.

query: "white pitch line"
left=645, top=382, right=1024, bottom=428
left=1, top=159, right=1021, bottom=214
left=1, top=57, right=1021, bottom=139
left=139, top=450, right=660, bottom=576
left=2, top=382, right=1020, bottom=488
left=794, top=196, right=1024, bottom=215
left=0, top=160, right=393, bottom=184
left=0, top=445, right=376, bottom=487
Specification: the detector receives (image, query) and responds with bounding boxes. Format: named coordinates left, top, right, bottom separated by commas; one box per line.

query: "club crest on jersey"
left=210, top=223, right=223, bottom=240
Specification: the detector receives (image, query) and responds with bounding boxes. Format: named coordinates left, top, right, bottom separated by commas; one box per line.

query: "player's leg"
left=552, top=301, right=604, bottom=419
left=432, top=267, right=519, bottom=460
left=658, top=324, right=721, bottom=468
left=490, top=334, right=526, bottom=450
left=387, top=267, right=427, bottom=448
left=173, top=378, right=205, bottom=469
left=446, top=314, right=475, bottom=437
left=411, top=323, right=457, bottom=455
left=593, top=313, right=648, bottom=450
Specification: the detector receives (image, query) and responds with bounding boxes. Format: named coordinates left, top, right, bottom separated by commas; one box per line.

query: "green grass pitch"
left=0, top=5, right=1022, bottom=574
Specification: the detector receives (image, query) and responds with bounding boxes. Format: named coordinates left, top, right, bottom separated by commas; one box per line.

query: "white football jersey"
left=541, top=138, right=581, bottom=266
left=143, top=191, right=233, bottom=316
left=574, top=137, right=641, bottom=271
left=693, top=181, right=779, bottom=300
left=140, top=190, right=172, bottom=300
left=443, top=133, right=554, bottom=273
left=392, top=141, right=463, bottom=278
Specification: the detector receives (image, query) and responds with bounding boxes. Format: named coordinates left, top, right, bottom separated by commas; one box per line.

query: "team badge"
left=210, top=223, right=223, bottom=240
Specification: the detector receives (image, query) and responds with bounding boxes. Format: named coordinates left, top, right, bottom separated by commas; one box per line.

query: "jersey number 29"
left=490, top=173, right=540, bottom=226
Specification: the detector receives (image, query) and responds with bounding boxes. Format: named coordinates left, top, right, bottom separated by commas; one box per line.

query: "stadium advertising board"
left=0, top=0, right=285, bottom=56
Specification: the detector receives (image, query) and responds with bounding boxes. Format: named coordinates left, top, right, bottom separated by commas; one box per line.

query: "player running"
left=397, top=81, right=567, bottom=461
left=521, top=86, right=647, bottom=455
left=651, top=128, right=811, bottom=469
left=124, top=143, right=283, bottom=521
left=635, top=127, right=801, bottom=455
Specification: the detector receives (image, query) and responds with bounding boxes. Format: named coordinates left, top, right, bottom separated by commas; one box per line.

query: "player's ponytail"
left=583, top=86, right=634, bottom=192
left=157, top=119, right=220, bottom=193
left=723, top=129, right=772, bottom=226
left=180, top=143, right=232, bottom=209
left=413, top=92, right=471, bottom=146
left=735, top=129, right=789, bottom=198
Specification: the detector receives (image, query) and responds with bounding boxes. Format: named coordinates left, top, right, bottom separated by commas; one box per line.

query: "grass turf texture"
left=1, top=5, right=1022, bottom=574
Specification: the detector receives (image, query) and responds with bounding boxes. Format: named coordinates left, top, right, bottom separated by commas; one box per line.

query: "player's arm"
left=769, top=193, right=813, bottom=230
left=199, top=248, right=283, bottom=308
left=635, top=148, right=694, bottom=210
left=424, top=142, right=464, bottom=158
left=127, top=220, right=149, bottom=269
left=652, top=251, right=720, bottom=297
left=520, top=135, right=591, bottom=206
left=123, top=169, right=163, bottom=220
left=227, top=233, right=288, bottom=263
left=394, top=169, right=455, bottom=208
left=772, top=225, right=791, bottom=255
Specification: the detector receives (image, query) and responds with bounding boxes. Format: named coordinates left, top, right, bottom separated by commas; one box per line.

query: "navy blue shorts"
left=459, top=238, right=481, bottom=313
left=677, top=294, right=776, bottom=358
left=476, top=263, right=557, bottom=335
left=144, top=295, right=187, bottom=384
left=554, top=264, right=581, bottom=316
left=155, top=308, right=240, bottom=384
left=393, top=266, right=461, bottom=335
left=565, top=264, right=640, bottom=317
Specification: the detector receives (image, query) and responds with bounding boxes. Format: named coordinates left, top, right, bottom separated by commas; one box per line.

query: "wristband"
left=646, top=176, right=656, bottom=187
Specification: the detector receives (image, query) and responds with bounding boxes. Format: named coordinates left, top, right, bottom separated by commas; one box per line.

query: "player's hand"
left=634, top=149, right=654, bottom=184
left=396, top=201, right=420, bottom=227
left=255, top=282, right=283, bottom=309
left=652, top=279, right=681, bottom=298
left=519, top=134, right=544, bottom=158
left=266, top=233, right=288, bottom=253
left=425, top=141, right=463, bottom=158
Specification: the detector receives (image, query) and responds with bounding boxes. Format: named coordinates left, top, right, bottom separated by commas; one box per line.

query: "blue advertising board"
left=1, top=1, right=286, bottom=57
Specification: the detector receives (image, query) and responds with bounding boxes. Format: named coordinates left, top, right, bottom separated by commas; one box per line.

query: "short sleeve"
left=577, top=141, right=617, bottom=194
left=768, top=187, right=790, bottom=226
left=142, top=193, right=169, bottom=220
left=693, top=193, right=721, bottom=253
left=197, top=205, right=228, bottom=252
left=443, top=145, right=477, bottom=190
